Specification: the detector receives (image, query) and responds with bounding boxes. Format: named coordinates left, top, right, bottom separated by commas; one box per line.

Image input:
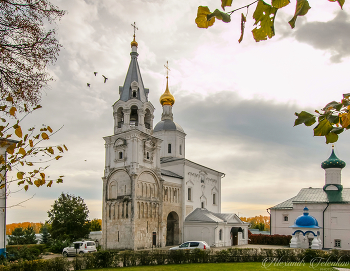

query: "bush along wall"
left=6, top=244, right=46, bottom=261
left=248, top=232, right=292, bottom=246
left=0, top=248, right=350, bottom=270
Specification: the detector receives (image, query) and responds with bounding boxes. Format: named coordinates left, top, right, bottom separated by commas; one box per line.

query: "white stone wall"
left=271, top=203, right=350, bottom=250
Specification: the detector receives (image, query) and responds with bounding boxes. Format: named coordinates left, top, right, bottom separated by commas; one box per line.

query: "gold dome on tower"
left=131, top=35, right=138, bottom=47
left=160, top=77, right=175, bottom=106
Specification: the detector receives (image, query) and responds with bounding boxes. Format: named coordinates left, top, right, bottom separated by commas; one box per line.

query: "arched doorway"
left=166, top=211, right=179, bottom=246
left=230, top=227, right=243, bottom=246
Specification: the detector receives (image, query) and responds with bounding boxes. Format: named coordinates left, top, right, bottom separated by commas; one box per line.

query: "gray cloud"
left=293, top=11, right=350, bottom=63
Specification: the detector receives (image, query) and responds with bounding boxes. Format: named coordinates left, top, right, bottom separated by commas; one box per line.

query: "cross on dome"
left=131, top=22, right=138, bottom=47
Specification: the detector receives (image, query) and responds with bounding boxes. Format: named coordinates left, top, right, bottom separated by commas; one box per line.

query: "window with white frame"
left=283, top=215, right=288, bottom=222
left=335, top=239, right=341, bottom=248
left=201, top=201, right=205, bottom=208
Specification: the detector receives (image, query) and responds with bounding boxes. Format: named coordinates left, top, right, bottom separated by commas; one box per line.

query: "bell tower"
left=102, top=27, right=164, bottom=250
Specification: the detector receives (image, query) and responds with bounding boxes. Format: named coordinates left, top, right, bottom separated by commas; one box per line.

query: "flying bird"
left=94, top=72, right=98, bottom=76
left=87, top=83, right=91, bottom=87
left=102, top=75, right=108, bottom=83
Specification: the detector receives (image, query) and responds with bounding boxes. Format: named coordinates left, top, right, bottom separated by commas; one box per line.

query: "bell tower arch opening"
left=130, top=105, right=139, bottom=126
left=166, top=211, right=180, bottom=246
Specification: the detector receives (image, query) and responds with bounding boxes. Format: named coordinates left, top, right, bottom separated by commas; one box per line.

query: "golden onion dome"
left=131, top=35, right=138, bottom=47
left=160, top=77, right=175, bottom=106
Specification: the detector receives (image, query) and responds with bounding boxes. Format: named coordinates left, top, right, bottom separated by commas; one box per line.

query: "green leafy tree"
left=195, top=0, right=344, bottom=43
left=48, top=193, right=91, bottom=241
left=8, top=227, right=25, bottom=245
left=40, top=224, right=50, bottom=245
left=90, top=219, right=102, bottom=231
left=8, top=226, right=37, bottom=245
left=294, top=93, right=350, bottom=143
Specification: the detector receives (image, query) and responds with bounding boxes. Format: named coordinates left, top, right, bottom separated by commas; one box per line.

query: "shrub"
left=49, top=239, right=71, bottom=254
left=249, top=233, right=292, bottom=245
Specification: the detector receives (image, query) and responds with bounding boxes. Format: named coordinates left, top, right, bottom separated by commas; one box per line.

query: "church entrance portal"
left=166, top=211, right=179, bottom=246
left=230, top=227, right=243, bottom=246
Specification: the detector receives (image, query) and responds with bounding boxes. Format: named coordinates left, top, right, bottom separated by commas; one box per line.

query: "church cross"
left=131, top=22, right=138, bottom=39
left=164, top=61, right=170, bottom=78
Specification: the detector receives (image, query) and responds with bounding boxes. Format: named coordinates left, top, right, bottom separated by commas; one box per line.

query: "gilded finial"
left=160, top=61, right=175, bottom=106
left=131, top=22, right=138, bottom=47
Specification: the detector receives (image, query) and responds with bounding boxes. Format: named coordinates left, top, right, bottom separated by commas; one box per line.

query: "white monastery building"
left=270, top=146, right=350, bottom=250
left=101, top=35, right=249, bottom=250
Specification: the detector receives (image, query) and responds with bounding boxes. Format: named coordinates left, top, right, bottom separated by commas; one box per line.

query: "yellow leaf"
left=47, top=180, right=53, bottom=187
left=17, top=172, right=24, bottom=179
left=18, top=148, right=26, bottom=156
left=6, top=95, right=13, bottom=102
left=15, top=126, right=22, bottom=138
left=6, top=144, right=16, bottom=155
left=47, top=147, right=54, bottom=154
left=289, top=0, right=311, bottom=29
left=272, top=0, right=290, bottom=8
left=40, top=172, right=45, bottom=180
left=63, top=145, right=68, bottom=151
left=221, top=0, right=233, bottom=10
left=9, top=107, right=17, bottom=116
left=41, top=133, right=49, bottom=140
left=57, top=146, right=63, bottom=152
left=47, top=126, right=53, bottom=133
left=26, top=162, right=33, bottom=166
left=252, top=0, right=278, bottom=42
left=195, top=6, right=215, bottom=29
left=238, top=13, right=246, bottom=43
left=57, top=178, right=63, bottom=183
left=29, top=139, right=33, bottom=147
left=340, top=112, right=350, bottom=128
left=55, top=155, right=62, bottom=160
left=34, top=179, right=41, bottom=187
left=24, top=185, right=29, bottom=191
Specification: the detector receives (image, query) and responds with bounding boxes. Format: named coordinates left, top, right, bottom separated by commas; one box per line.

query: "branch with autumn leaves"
left=0, top=94, right=67, bottom=192
left=294, top=93, right=350, bottom=143
left=195, top=0, right=345, bottom=43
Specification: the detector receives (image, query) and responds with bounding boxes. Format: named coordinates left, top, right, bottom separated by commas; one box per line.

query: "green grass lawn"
left=84, top=262, right=349, bottom=271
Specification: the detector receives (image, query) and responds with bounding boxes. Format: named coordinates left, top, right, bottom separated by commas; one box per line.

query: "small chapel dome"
left=292, top=207, right=319, bottom=228
left=321, top=146, right=346, bottom=169
left=154, top=119, right=184, bottom=133
left=159, top=80, right=175, bottom=106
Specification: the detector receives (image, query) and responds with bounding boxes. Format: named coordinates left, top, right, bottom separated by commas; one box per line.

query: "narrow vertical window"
left=119, top=151, right=123, bottom=159
left=147, top=152, right=150, bottom=159
left=213, top=194, right=216, bottom=205
left=219, top=229, right=222, bottom=240
left=201, top=202, right=204, bottom=208
left=168, top=143, right=171, bottom=153
left=188, top=188, right=192, bottom=201
left=179, top=145, right=182, bottom=155
left=118, top=231, right=120, bottom=242
left=147, top=221, right=148, bottom=233
left=126, top=202, right=128, bottom=218
left=125, top=185, right=127, bottom=195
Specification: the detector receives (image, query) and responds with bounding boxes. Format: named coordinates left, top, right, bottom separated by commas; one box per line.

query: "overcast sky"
left=6, top=0, right=350, bottom=224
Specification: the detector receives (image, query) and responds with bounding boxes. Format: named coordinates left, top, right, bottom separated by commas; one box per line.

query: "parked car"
left=62, top=241, right=97, bottom=257
left=169, top=241, right=210, bottom=250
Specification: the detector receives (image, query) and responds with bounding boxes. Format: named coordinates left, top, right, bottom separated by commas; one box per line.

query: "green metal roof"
left=270, top=188, right=350, bottom=209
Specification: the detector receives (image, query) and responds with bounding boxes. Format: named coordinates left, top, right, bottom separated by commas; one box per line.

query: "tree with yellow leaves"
left=0, top=0, right=67, bottom=192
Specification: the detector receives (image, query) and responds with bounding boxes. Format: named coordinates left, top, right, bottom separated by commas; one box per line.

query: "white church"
left=101, top=35, right=249, bottom=250
left=270, top=146, right=350, bottom=250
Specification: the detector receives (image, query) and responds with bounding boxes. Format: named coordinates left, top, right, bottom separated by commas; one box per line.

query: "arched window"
left=130, top=105, right=138, bottom=126
left=146, top=152, right=150, bottom=159
left=116, top=107, right=124, bottom=128
left=144, top=109, right=151, bottom=129
left=119, top=151, right=123, bottom=159
left=168, top=143, right=171, bottom=153
left=219, top=229, right=222, bottom=241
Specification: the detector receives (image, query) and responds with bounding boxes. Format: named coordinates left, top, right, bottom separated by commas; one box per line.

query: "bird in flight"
left=102, top=75, right=108, bottom=83
left=94, top=72, right=98, bottom=76
left=87, top=83, right=91, bottom=87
